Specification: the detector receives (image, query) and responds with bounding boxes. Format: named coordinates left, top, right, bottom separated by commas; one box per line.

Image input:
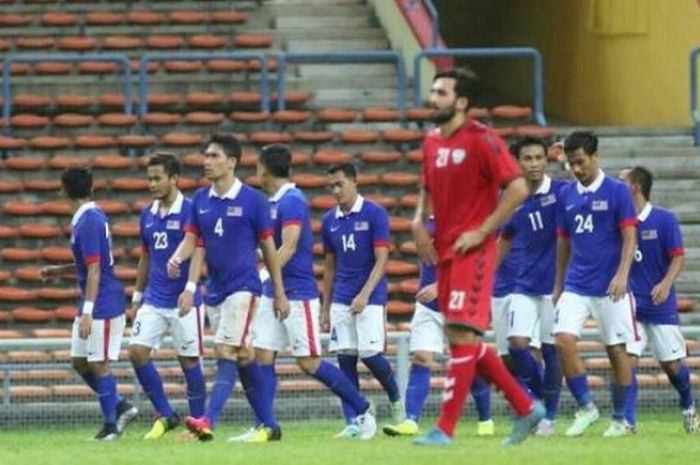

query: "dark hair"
left=510, top=137, right=548, bottom=159
left=147, top=152, right=181, bottom=177
left=433, top=68, right=479, bottom=105
left=564, top=131, right=598, bottom=156
left=207, top=133, right=242, bottom=164
left=327, top=162, right=358, bottom=180
left=627, top=166, right=653, bottom=201
left=61, top=167, right=92, bottom=200
left=259, top=144, right=291, bottom=178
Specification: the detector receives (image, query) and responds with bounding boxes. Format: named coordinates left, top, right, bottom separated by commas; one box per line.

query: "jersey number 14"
left=341, top=233, right=356, bottom=252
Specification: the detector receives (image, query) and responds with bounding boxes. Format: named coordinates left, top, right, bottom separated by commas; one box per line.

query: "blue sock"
left=314, top=360, right=369, bottom=416
left=361, top=354, right=400, bottom=403
left=612, top=384, right=629, bottom=421
left=239, top=361, right=278, bottom=429
left=669, top=364, right=694, bottom=410
left=623, top=368, right=638, bottom=426
left=206, top=359, right=238, bottom=426
left=135, top=362, right=174, bottom=418
left=261, top=364, right=278, bottom=422
left=508, top=347, right=543, bottom=399
left=337, top=354, right=359, bottom=423
left=405, top=364, right=431, bottom=422
left=566, top=374, right=592, bottom=408
left=542, top=343, right=561, bottom=421
left=470, top=376, right=492, bottom=422
left=96, top=374, right=119, bottom=427
left=183, top=364, right=206, bottom=418
left=80, top=370, right=124, bottom=405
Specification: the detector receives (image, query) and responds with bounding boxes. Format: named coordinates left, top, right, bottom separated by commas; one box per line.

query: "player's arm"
left=178, top=245, right=204, bottom=316
left=652, top=254, right=684, bottom=306
left=260, top=235, right=289, bottom=319
left=321, top=252, right=335, bottom=331
left=412, top=187, right=437, bottom=265
left=79, top=261, right=101, bottom=339
left=167, top=232, right=197, bottom=278
left=351, top=245, right=389, bottom=314
left=608, top=225, right=636, bottom=301
left=40, top=263, right=76, bottom=279
left=277, top=223, right=302, bottom=268
left=553, top=235, right=571, bottom=304
left=496, top=234, right=512, bottom=268
left=130, top=249, right=150, bottom=315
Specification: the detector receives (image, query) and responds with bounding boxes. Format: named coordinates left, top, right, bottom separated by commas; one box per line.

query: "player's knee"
left=87, top=361, right=109, bottom=376
left=235, top=346, right=256, bottom=365
left=337, top=349, right=358, bottom=356
left=128, top=345, right=150, bottom=367
left=554, top=333, right=577, bottom=353
left=255, top=348, right=276, bottom=365
left=410, top=351, right=433, bottom=366
left=508, top=336, right=531, bottom=350
left=214, top=343, right=236, bottom=360
left=178, top=356, right=200, bottom=370
left=296, top=356, right=320, bottom=374
left=661, top=359, right=682, bottom=377
left=71, top=357, right=88, bottom=374
left=359, top=350, right=379, bottom=360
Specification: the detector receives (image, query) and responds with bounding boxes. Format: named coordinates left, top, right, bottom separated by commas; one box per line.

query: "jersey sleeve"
left=255, top=192, right=273, bottom=240
left=279, top=196, right=306, bottom=229
left=184, top=192, right=200, bottom=236
left=615, top=184, right=637, bottom=229
left=371, top=206, right=391, bottom=249
left=321, top=214, right=334, bottom=254
left=79, top=214, right=104, bottom=265
left=477, top=132, right=521, bottom=187
left=665, top=213, right=685, bottom=257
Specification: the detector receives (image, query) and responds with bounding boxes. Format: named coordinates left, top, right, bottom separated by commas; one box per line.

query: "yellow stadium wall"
left=435, top=0, right=700, bottom=126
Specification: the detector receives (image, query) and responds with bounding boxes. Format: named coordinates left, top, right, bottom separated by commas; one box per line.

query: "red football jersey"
left=422, top=120, right=521, bottom=261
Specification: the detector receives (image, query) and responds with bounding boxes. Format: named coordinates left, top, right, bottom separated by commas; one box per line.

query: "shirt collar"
left=335, top=195, right=364, bottom=218
left=534, top=175, right=552, bottom=195
left=71, top=201, right=96, bottom=227
left=270, top=182, right=296, bottom=203
left=576, top=169, right=605, bottom=194
left=208, top=178, right=242, bottom=200
left=637, top=202, right=653, bottom=222
left=150, top=191, right=184, bottom=216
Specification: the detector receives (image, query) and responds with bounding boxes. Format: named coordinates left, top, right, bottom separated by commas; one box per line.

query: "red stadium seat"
left=19, top=223, right=62, bottom=238
left=0, top=287, right=38, bottom=302
left=85, top=12, right=124, bottom=26
left=33, top=62, right=72, bottom=75
left=23, top=179, right=61, bottom=191
left=111, top=177, right=149, bottom=191
left=185, top=112, right=225, bottom=125
left=3, top=201, right=43, bottom=216
left=0, top=136, right=27, bottom=150
left=406, top=107, right=432, bottom=122
left=40, top=12, right=77, bottom=26
left=47, top=154, right=87, bottom=170
left=310, top=195, right=336, bottom=211
left=9, top=114, right=50, bottom=129
left=230, top=91, right=262, bottom=106
left=207, top=60, right=248, bottom=73
left=57, top=37, right=97, bottom=51
left=97, top=113, right=138, bottom=127
left=233, top=33, right=274, bottom=48
left=161, top=133, right=204, bottom=147
left=185, top=92, right=227, bottom=107
left=0, top=225, right=20, bottom=239
left=15, top=37, right=55, bottom=50
left=15, top=94, right=51, bottom=107
left=15, top=267, right=45, bottom=282
left=143, top=112, right=182, bottom=126
left=357, top=173, right=379, bottom=186
left=364, top=194, right=398, bottom=209
left=389, top=216, right=413, bottom=232
left=272, top=110, right=312, bottom=124
left=163, top=61, right=203, bottom=73
left=126, top=11, right=163, bottom=25
left=313, top=149, right=352, bottom=165
left=491, top=105, right=532, bottom=120
left=188, top=35, right=228, bottom=49
left=29, top=135, right=71, bottom=150
left=38, top=287, right=79, bottom=301
left=0, top=14, right=33, bottom=27
left=249, top=132, right=292, bottom=145
left=382, top=171, right=420, bottom=187
left=74, top=134, right=116, bottom=149
left=293, top=173, right=326, bottom=189
left=387, top=301, right=415, bottom=316
left=383, top=128, right=424, bottom=143
left=78, top=61, right=119, bottom=75
left=50, top=94, right=94, bottom=110
left=167, top=10, right=208, bottom=24
left=146, top=35, right=184, bottom=50
left=102, top=36, right=143, bottom=50
left=210, top=10, right=249, bottom=24
left=96, top=200, right=130, bottom=215
left=118, top=134, right=158, bottom=149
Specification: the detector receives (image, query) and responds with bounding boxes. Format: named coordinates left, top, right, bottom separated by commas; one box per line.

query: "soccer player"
left=227, top=145, right=377, bottom=442
left=412, top=68, right=544, bottom=447
left=620, top=166, right=698, bottom=433
left=499, top=137, right=567, bottom=436
left=167, top=134, right=290, bottom=441
left=492, top=233, right=523, bottom=361
left=128, top=153, right=207, bottom=439
left=320, top=162, right=403, bottom=438
left=382, top=216, right=494, bottom=437
left=40, top=167, right=137, bottom=440
left=552, top=131, right=639, bottom=438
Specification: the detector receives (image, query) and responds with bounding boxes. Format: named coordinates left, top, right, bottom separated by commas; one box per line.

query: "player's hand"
left=350, top=293, right=369, bottom=314
left=607, top=273, right=628, bottom=302
left=274, top=293, right=290, bottom=321
left=416, top=283, right=438, bottom=303
left=552, top=284, right=563, bottom=305
left=453, top=230, right=487, bottom=255
left=413, top=223, right=438, bottom=265
left=178, top=290, right=194, bottom=317
left=321, top=307, right=330, bottom=332
left=167, top=256, right=181, bottom=279
left=79, top=314, right=92, bottom=340
left=651, top=280, right=671, bottom=306
left=39, top=265, right=61, bottom=280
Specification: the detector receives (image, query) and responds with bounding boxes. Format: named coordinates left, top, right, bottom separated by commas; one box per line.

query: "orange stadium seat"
left=317, top=108, right=357, bottom=123
left=98, top=93, right=136, bottom=108
left=399, top=278, right=420, bottom=295
left=365, top=194, right=398, bottom=209
left=78, top=61, right=120, bottom=75
left=382, top=171, right=420, bottom=187
left=96, top=200, right=130, bottom=215
left=14, top=267, right=43, bottom=282
left=126, top=11, right=163, bottom=26
left=0, top=180, right=23, bottom=193
left=310, top=195, right=336, bottom=211
left=363, top=108, right=401, bottom=122
left=111, top=177, right=149, bottom=191
left=33, top=62, right=72, bottom=75
left=146, top=35, right=185, bottom=50
left=19, top=223, right=62, bottom=238
left=294, top=131, right=335, bottom=144
left=1, top=248, right=41, bottom=262
left=102, top=36, right=143, bottom=50
left=361, top=150, right=402, bottom=164
left=47, top=154, right=87, bottom=170
left=230, top=91, right=263, bottom=107
left=97, top=113, right=138, bottom=128
left=341, top=129, right=381, bottom=144
left=491, top=105, right=532, bottom=120
left=0, top=270, right=11, bottom=283
left=387, top=301, right=415, bottom=316
left=16, top=37, right=56, bottom=50
left=229, top=111, right=270, bottom=123
left=211, top=10, right=249, bottom=24
left=406, top=107, right=432, bottom=122
left=313, top=149, right=352, bottom=165
left=188, top=35, right=228, bottom=49
left=3, top=201, right=43, bottom=216
left=399, top=194, right=418, bottom=208
left=184, top=111, right=226, bottom=126
left=207, top=59, right=248, bottom=73
left=383, top=128, right=424, bottom=143
left=249, top=131, right=293, bottom=145
left=467, top=107, right=490, bottom=119
left=4, top=155, right=46, bottom=170
left=143, top=112, right=182, bottom=126
left=0, top=329, right=24, bottom=339
left=74, top=134, right=117, bottom=149
left=494, top=127, right=515, bottom=138
left=53, top=113, right=94, bottom=127
left=161, top=133, right=204, bottom=147
left=85, top=12, right=124, bottom=26
left=38, top=287, right=80, bottom=301
left=0, top=225, right=20, bottom=239
left=272, top=110, right=312, bottom=125
left=386, top=260, right=418, bottom=276
left=356, top=173, right=379, bottom=186
left=399, top=241, right=417, bottom=255
left=0, top=136, right=27, bottom=150
left=389, top=216, right=413, bottom=233
left=0, top=287, right=38, bottom=302
left=0, top=14, right=33, bottom=27
left=111, top=222, right=140, bottom=238
left=9, top=114, right=50, bottom=129
left=40, top=12, right=77, bottom=26
left=58, top=37, right=97, bottom=52
left=54, top=306, right=77, bottom=322
left=40, top=246, right=73, bottom=262
left=678, top=298, right=695, bottom=313
left=29, top=135, right=71, bottom=150
left=15, top=94, right=51, bottom=108
left=163, top=60, right=203, bottom=73
left=185, top=92, right=227, bottom=107
left=92, top=154, right=133, bottom=170
left=233, top=34, right=274, bottom=48
left=515, top=125, right=556, bottom=139
left=167, top=10, right=208, bottom=25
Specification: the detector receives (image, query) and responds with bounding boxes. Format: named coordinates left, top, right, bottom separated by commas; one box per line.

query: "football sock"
left=436, top=343, right=478, bottom=436
left=135, top=362, right=174, bottom=418
left=361, top=354, right=401, bottom=403
left=477, top=344, right=533, bottom=417
left=338, top=354, right=360, bottom=423
left=313, top=360, right=370, bottom=416
left=470, top=375, right=492, bottom=422
left=542, top=343, right=562, bottom=421
left=183, top=364, right=206, bottom=418
left=405, top=364, right=431, bottom=422
left=206, top=359, right=237, bottom=427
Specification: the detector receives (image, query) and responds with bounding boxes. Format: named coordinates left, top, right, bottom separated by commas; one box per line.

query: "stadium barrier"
left=689, top=46, right=700, bottom=145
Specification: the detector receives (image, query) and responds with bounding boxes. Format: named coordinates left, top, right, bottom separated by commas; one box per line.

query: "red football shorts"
left=437, top=240, right=497, bottom=334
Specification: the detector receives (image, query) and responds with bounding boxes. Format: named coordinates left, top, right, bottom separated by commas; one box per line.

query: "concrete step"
left=602, top=147, right=700, bottom=159
left=265, top=3, right=372, bottom=16
left=284, top=38, right=389, bottom=52
left=295, top=63, right=397, bottom=78
left=276, top=16, right=372, bottom=29
left=270, top=0, right=366, bottom=4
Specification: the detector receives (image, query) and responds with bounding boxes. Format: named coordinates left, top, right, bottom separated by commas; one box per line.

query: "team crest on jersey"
left=226, top=206, right=243, bottom=217
left=591, top=200, right=608, bottom=211
left=451, top=148, right=467, bottom=164
left=540, top=194, right=556, bottom=207
left=641, top=229, right=658, bottom=240
left=354, top=221, right=369, bottom=231
left=166, top=220, right=180, bottom=230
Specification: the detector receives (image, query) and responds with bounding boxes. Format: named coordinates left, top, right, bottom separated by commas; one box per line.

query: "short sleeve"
left=477, top=133, right=521, bottom=187
left=279, top=196, right=306, bottom=229
left=615, top=184, right=637, bottom=229
left=79, top=215, right=104, bottom=265
left=371, top=206, right=391, bottom=249
left=556, top=190, right=570, bottom=238
left=184, top=192, right=200, bottom=236
left=255, top=192, right=273, bottom=240
left=665, top=213, right=685, bottom=257
left=321, top=215, right=334, bottom=254
left=139, top=211, right=149, bottom=253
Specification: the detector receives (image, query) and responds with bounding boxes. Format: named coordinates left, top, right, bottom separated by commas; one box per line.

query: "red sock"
left=436, top=343, right=478, bottom=437
left=476, top=345, right=533, bottom=417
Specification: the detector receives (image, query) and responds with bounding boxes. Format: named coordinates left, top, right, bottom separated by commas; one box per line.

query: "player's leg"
left=553, top=292, right=599, bottom=436
left=649, top=324, right=698, bottom=432
left=507, top=294, right=544, bottom=400
left=538, top=296, right=561, bottom=436
left=624, top=346, right=641, bottom=432
left=358, top=305, right=403, bottom=422
left=176, top=305, right=207, bottom=419
left=330, top=302, right=362, bottom=434
left=129, top=306, right=178, bottom=436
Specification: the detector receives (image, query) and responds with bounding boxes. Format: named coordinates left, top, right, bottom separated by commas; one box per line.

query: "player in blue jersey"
left=492, top=233, right=522, bottom=361
left=167, top=134, right=290, bottom=442
left=499, top=138, right=566, bottom=436
left=320, top=162, right=403, bottom=438
left=552, top=131, right=639, bottom=438
left=40, top=167, right=137, bottom=440
left=619, top=166, right=698, bottom=433
left=223, top=145, right=377, bottom=442
left=128, top=153, right=207, bottom=439
left=382, top=216, right=494, bottom=437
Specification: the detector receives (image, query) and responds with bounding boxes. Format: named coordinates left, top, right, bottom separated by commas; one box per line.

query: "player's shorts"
left=437, top=243, right=497, bottom=333
left=507, top=294, right=556, bottom=348
left=329, top=302, right=385, bottom=353
left=553, top=291, right=640, bottom=346
left=491, top=295, right=512, bottom=356
left=71, top=314, right=126, bottom=362
left=627, top=323, right=687, bottom=362
left=252, top=296, right=322, bottom=357
left=129, top=304, right=205, bottom=357
left=409, top=302, right=445, bottom=354
left=207, top=291, right=258, bottom=347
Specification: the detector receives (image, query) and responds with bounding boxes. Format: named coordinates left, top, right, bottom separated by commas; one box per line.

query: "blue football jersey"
left=418, top=217, right=438, bottom=312
left=493, top=232, right=523, bottom=298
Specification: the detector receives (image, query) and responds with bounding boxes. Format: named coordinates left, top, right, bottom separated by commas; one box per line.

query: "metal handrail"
left=690, top=47, right=700, bottom=145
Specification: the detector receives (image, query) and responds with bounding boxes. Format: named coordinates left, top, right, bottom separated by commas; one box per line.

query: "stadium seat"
left=3, top=201, right=43, bottom=216
left=54, top=306, right=77, bottom=322
left=341, top=129, right=381, bottom=144
left=53, top=113, right=94, bottom=128
left=293, top=131, right=335, bottom=144
left=272, top=110, right=312, bottom=125
left=399, top=241, right=417, bottom=255
left=4, top=155, right=46, bottom=170
left=57, top=37, right=97, bottom=52
left=406, top=107, right=432, bottom=122
left=211, top=10, right=249, bottom=24
left=313, top=149, right=352, bottom=166
left=86, top=12, right=124, bottom=26
left=189, top=35, right=228, bottom=49
left=233, top=34, right=274, bottom=49
left=1, top=248, right=41, bottom=262
left=387, top=301, right=415, bottom=316
left=33, top=62, right=72, bottom=75
left=0, top=14, right=33, bottom=27
left=168, top=10, right=208, bottom=25
left=162, top=133, right=204, bottom=147
left=96, top=200, right=130, bottom=215
left=143, top=112, right=182, bottom=126
left=15, top=267, right=43, bottom=282
left=0, top=135, right=28, bottom=150
left=97, top=113, right=138, bottom=128
left=29, top=135, right=71, bottom=150
left=361, top=150, right=402, bottom=164
left=74, top=134, right=117, bottom=149
left=41, top=246, right=73, bottom=262
left=386, top=260, right=418, bottom=276
left=491, top=105, right=532, bottom=120
left=399, top=278, right=419, bottom=295
left=19, top=223, right=62, bottom=239
left=310, top=195, right=336, bottom=211
left=249, top=132, right=293, bottom=145
left=230, top=111, right=270, bottom=123
left=0, top=225, right=20, bottom=239
left=9, top=114, right=50, bottom=129
left=38, top=287, right=79, bottom=301
left=208, top=59, right=248, bottom=73
left=163, top=61, right=203, bottom=73
left=382, top=172, right=420, bottom=187
left=0, top=329, right=24, bottom=339
left=317, top=108, right=357, bottom=123
left=383, top=128, right=424, bottom=143
left=23, top=180, right=62, bottom=191
left=362, top=107, right=401, bottom=122
left=92, top=154, right=133, bottom=170
left=515, top=125, right=556, bottom=139
left=126, top=11, right=163, bottom=25
left=184, top=112, right=226, bottom=126
left=112, top=222, right=140, bottom=238
left=0, top=180, right=23, bottom=194
left=364, top=194, right=398, bottom=209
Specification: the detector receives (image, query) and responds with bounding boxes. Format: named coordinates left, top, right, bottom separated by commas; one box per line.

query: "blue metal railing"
left=413, top=47, right=547, bottom=126
left=690, top=47, right=700, bottom=145
left=423, top=0, right=440, bottom=49
left=276, top=51, right=407, bottom=116
left=2, top=53, right=132, bottom=133
left=138, top=51, right=270, bottom=116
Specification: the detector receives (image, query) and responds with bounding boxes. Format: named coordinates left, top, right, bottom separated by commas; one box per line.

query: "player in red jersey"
left=412, top=69, right=545, bottom=446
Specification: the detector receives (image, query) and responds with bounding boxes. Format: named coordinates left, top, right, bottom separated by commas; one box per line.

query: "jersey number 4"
left=574, top=213, right=594, bottom=233
left=214, top=218, right=224, bottom=237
